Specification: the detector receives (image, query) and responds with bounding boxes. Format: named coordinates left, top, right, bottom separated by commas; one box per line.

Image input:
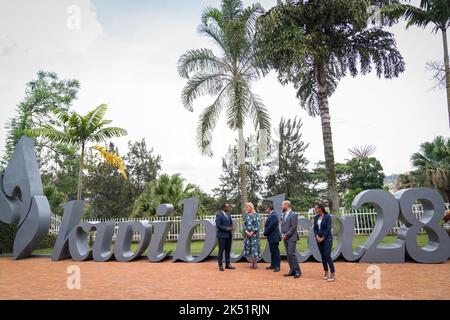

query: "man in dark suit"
left=215, top=203, right=236, bottom=271
left=263, top=204, right=281, bottom=272
left=281, top=200, right=301, bottom=278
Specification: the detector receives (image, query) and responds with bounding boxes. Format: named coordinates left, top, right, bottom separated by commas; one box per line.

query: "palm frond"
left=181, top=71, right=228, bottom=111
left=248, top=90, right=271, bottom=132
left=87, top=104, right=108, bottom=128
left=195, top=85, right=229, bottom=156
left=177, top=48, right=226, bottom=79
left=31, top=126, right=76, bottom=145
left=89, top=127, right=128, bottom=143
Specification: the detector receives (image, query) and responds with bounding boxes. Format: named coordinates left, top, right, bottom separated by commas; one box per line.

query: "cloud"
left=0, top=0, right=103, bottom=57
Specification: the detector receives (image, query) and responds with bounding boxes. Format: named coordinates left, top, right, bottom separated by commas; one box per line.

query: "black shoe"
left=225, top=265, right=235, bottom=270
left=219, top=266, right=224, bottom=272
left=274, top=267, right=280, bottom=272
left=294, top=271, right=301, bottom=278
left=266, top=266, right=274, bottom=270
left=283, top=272, right=294, bottom=277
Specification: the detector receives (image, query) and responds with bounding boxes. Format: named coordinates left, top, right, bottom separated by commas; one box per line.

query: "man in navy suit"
left=215, top=203, right=236, bottom=271
left=263, top=203, right=281, bottom=272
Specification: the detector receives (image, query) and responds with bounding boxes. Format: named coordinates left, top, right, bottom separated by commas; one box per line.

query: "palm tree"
left=177, top=0, right=271, bottom=213
left=382, top=0, right=450, bottom=127
left=411, top=135, right=450, bottom=201
left=33, top=104, right=127, bottom=200
left=132, top=173, right=199, bottom=217
left=255, top=0, right=405, bottom=212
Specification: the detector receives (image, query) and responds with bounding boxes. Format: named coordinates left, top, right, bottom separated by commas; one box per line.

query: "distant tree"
left=255, top=0, right=405, bottom=212
left=84, top=143, right=135, bottom=218
left=213, top=137, right=264, bottom=214
left=411, top=136, right=450, bottom=201
left=2, top=70, right=79, bottom=168
left=33, top=104, right=127, bottom=200
left=395, top=171, right=425, bottom=190
left=132, top=174, right=203, bottom=217
left=309, top=161, right=349, bottom=207
left=382, top=0, right=450, bottom=126
left=342, top=156, right=385, bottom=208
left=426, top=60, right=446, bottom=90
left=265, top=117, right=313, bottom=211
left=344, top=157, right=385, bottom=191
left=124, top=138, right=162, bottom=197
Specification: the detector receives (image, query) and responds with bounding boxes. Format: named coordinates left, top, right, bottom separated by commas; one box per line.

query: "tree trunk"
left=76, top=143, right=85, bottom=200
left=317, top=62, right=340, bottom=213
left=442, top=28, right=450, bottom=128
left=238, top=127, right=248, bottom=214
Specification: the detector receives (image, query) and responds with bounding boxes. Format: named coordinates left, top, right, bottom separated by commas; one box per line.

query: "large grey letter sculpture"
left=173, top=197, right=217, bottom=262
left=338, top=214, right=365, bottom=261
left=52, top=201, right=84, bottom=260
left=395, top=188, right=450, bottom=263
left=352, top=189, right=405, bottom=263
left=114, top=221, right=152, bottom=262
left=147, top=204, right=174, bottom=262
left=0, top=137, right=51, bottom=259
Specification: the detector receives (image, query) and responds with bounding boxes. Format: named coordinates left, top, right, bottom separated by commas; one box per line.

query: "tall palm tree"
left=411, top=135, right=450, bottom=201
left=255, top=0, right=405, bottom=212
left=177, top=0, right=271, bottom=213
left=33, top=104, right=127, bottom=200
left=382, top=0, right=450, bottom=127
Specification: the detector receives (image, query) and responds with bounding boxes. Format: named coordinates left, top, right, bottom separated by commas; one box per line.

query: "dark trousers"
left=318, top=237, right=335, bottom=273
left=218, top=237, right=232, bottom=266
left=268, top=242, right=281, bottom=268
left=284, top=240, right=300, bottom=272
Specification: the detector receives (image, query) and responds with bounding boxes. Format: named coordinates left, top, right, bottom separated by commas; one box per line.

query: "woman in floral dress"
left=243, top=202, right=261, bottom=269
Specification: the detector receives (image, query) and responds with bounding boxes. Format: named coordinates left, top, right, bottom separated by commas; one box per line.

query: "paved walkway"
left=0, top=257, right=449, bottom=299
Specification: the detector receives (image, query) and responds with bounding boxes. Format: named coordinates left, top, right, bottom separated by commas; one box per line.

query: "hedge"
left=0, top=222, right=57, bottom=255
left=0, top=221, right=17, bottom=254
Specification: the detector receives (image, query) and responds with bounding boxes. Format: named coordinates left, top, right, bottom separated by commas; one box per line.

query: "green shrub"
left=36, top=233, right=57, bottom=250
left=0, top=221, right=17, bottom=254
left=1, top=221, right=56, bottom=254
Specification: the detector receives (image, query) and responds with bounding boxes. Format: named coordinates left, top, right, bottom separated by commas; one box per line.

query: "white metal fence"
left=49, top=203, right=450, bottom=242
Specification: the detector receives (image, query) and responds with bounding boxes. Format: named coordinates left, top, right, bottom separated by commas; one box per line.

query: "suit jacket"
left=281, top=210, right=299, bottom=242
left=313, top=214, right=333, bottom=240
left=263, top=210, right=281, bottom=243
left=215, top=211, right=233, bottom=239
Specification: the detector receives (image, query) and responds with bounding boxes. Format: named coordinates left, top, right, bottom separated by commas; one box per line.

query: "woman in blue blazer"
left=313, top=204, right=336, bottom=282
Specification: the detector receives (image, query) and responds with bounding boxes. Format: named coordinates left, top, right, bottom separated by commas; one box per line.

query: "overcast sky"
left=0, top=0, right=448, bottom=193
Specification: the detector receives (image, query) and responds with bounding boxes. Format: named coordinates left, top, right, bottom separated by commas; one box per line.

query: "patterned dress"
left=243, top=212, right=261, bottom=258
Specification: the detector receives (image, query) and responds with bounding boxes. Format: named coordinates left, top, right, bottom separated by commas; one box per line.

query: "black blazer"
left=313, top=214, right=333, bottom=240
left=215, top=211, right=233, bottom=239
left=263, top=211, right=281, bottom=243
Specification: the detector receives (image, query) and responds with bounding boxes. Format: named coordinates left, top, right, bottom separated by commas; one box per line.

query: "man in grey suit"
left=281, top=200, right=301, bottom=278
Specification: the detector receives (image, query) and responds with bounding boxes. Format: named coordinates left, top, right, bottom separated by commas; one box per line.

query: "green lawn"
left=33, top=234, right=430, bottom=256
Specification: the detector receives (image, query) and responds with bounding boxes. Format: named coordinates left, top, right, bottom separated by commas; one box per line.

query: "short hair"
left=220, top=203, right=229, bottom=210
left=282, top=200, right=292, bottom=208
left=266, top=203, right=274, bottom=210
